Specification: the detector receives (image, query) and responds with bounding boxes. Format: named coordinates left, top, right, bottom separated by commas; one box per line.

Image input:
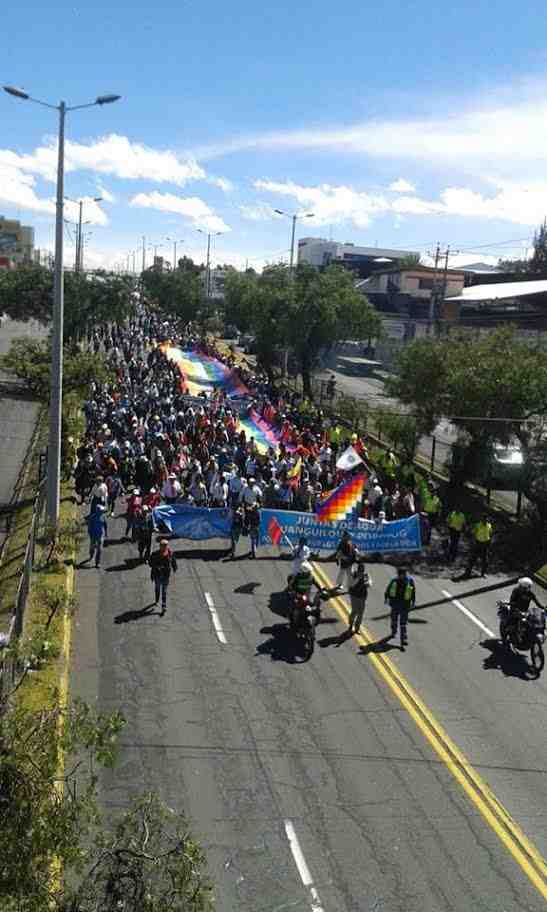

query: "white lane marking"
left=204, top=592, right=227, bottom=644
left=283, top=819, right=325, bottom=912
left=441, top=589, right=495, bottom=638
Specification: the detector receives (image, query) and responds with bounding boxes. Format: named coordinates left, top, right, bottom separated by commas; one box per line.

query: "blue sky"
left=3, top=0, right=547, bottom=270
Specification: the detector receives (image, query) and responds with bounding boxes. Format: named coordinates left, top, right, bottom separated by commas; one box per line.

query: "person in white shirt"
left=210, top=476, right=229, bottom=507
left=90, top=476, right=108, bottom=509
left=161, top=474, right=182, bottom=504
left=228, top=472, right=244, bottom=506
left=242, top=478, right=262, bottom=508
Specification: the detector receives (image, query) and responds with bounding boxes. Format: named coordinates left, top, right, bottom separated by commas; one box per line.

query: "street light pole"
left=3, top=85, right=121, bottom=527
left=48, top=99, right=66, bottom=528
left=273, top=209, right=314, bottom=375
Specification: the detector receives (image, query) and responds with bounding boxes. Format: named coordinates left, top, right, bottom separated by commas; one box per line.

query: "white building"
left=297, top=237, right=419, bottom=275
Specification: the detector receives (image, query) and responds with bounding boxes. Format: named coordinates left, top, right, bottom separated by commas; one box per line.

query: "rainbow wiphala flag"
left=315, top=472, right=367, bottom=523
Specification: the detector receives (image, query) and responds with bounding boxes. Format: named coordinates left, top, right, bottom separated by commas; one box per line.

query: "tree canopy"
left=0, top=339, right=114, bottom=402
left=224, top=262, right=382, bottom=391
left=498, top=218, right=547, bottom=276
left=142, top=263, right=202, bottom=324
left=0, top=266, right=137, bottom=342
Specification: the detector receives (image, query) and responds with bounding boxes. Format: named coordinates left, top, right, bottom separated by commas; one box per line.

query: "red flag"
left=268, top=516, right=283, bottom=546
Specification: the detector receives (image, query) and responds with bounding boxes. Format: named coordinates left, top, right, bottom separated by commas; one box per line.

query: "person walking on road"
left=85, top=504, right=108, bottom=568
left=149, top=539, right=177, bottom=615
left=446, top=509, right=465, bottom=562
left=385, top=567, right=416, bottom=649
left=135, top=505, right=154, bottom=562
left=247, top=502, right=260, bottom=559
left=334, top=531, right=358, bottom=592
left=465, top=514, right=493, bottom=577
left=229, top=505, right=245, bottom=559
left=347, top=562, right=371, bottom=635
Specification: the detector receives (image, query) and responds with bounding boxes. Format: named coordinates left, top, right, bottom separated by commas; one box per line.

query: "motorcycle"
left=287, top=588, right=329, bottom=661
left=497, top=600, right=546, bottom=677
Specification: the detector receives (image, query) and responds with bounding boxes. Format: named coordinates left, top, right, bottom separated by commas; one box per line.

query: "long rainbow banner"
left=164, top=347, right=292, bottom=454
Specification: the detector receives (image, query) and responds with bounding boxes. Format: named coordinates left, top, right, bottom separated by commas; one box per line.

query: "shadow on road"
left=105, top=557, right=144, bottom=572
left=234, top=582, right=262, bottom=594
left=256, top=623, right=309, bottom=663
left=173, top=547, right=230, bottom=561
left=114, top=604, right=161, bottom=624
left=480, top=638, right=535, bottom=680
left=269, top=590, right=290, bottom=620
left=358, top=635, right=400, bottom=656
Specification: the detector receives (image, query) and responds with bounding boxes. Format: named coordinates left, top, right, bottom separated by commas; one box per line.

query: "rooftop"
left=445, top=279, right=547, bottom=302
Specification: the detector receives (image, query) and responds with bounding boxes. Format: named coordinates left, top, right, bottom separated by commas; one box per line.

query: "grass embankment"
left=1, top=399, right=85, bottom=713
left=16, top=481, right=80, bottom=713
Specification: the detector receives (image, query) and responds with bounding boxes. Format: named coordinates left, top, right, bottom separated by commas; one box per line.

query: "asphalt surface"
left=71, top=516, right=547, bottom=911
left=0, top=318, right=45, bottom=546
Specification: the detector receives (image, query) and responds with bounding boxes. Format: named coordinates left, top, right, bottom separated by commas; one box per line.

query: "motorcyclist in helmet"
left=508, top=577, right=544, bottom=637
left=288, top=561, right=321, bottom=629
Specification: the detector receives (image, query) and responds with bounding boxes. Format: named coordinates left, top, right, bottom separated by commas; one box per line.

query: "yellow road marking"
left=311, top=562, right=547, bottom=900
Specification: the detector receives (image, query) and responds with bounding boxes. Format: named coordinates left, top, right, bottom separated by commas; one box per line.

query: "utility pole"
left=142, top=235, right=146, bottom=273
left=132, top=250, right=136, bottom=273
left=289, top=214, right=297, bottom=277
left=75, top=200, right=83, bottom=272
left=206, top=233, right=211, bottom=297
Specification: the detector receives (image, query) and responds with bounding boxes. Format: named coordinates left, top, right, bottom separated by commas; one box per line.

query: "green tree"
left=291, top=263, right=382, bottom=394
left=387, top=326, right=547, bottom=488
left=0, top=266, right=137, bottom=344
left=528, top=218, right=547, bottom=275
left=0, top=339, right=113, bottom=401
left=142, top=267, right=201, bottom=323
left=397, top=254, right=422, bottom=268
left=374, top=408, right=418, bottom=461
left=0, top=690, right=212, bottom=911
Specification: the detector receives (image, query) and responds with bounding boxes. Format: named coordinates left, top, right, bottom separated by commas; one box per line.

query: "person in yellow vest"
left=465, top=514, right=493, bottom=577
left=378, top=448, right=398, bottom=481
left=384, top=567, right=416, bottom=649
left=423, top=488, right=442, bottom=528
left=446, top=509, right=466, bottom=562
left=328, top=424, right=342, bottom=456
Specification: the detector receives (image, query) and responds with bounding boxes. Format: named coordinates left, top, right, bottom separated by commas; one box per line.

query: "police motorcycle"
left=497, top=578, right=546, bottom=677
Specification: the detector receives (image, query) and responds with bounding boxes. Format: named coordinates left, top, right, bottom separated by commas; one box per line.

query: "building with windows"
left=297, top=237, right=419, bottom=277
left=0, top=216, right=35, bottom=269
left=357, top=264, right=466, bottom=319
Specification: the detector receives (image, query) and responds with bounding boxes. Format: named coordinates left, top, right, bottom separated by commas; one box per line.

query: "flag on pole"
left=267, top=515, right=284, bottom=546
left=336, top=445, right=364, bottom=472
left=287, top=457, right=302, bottom=489
left=315, top=472, right=367, bottom=523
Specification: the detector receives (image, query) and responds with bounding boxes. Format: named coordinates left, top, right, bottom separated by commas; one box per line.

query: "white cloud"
left=239, top=202, right=275, bottom=222
left=207, top=176, right=234, bottom=192
left=255, top=174, right=547, bottom=228
left=389, top=178, right=416, bottom=193
left=194, top=93, right=547, bottom=186
left=130, top=190, right=231, bottom=233
left=96, top=184, right=116, bottom=203
left=0, top=134, right=206, bottom=186
left=64, top=196, right=109, bottom=227
left=254, top=179, right=389, bottom=228
left=0, top=161, right=55, bottom=215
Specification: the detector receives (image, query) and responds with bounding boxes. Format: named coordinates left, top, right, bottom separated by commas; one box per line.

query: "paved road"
left=71, top=519, right=547, bottom=911
left=0, top=317, right=46, bottom=534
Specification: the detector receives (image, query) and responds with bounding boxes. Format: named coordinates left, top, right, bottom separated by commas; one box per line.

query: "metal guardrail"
left=0, top=480, right=45, bottom=700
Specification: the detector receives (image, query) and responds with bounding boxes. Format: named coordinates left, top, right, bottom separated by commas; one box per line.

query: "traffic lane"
left=73, top=527, right=547, bottom=912
left=188, top=545, right=547, bottom=910
left=340, top=560, right=547, bottom=862
left=71, top=524, right=318, bottom=912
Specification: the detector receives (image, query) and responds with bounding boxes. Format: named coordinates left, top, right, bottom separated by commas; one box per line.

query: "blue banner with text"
left=259, top=509, right=422, bottom=553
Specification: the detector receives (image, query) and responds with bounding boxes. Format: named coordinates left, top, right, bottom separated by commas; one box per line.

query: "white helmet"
left=300, top=561, right=312, bottom=574
left=518, top=577, right=533, bottom=589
